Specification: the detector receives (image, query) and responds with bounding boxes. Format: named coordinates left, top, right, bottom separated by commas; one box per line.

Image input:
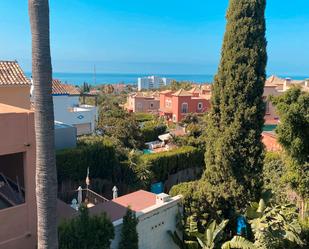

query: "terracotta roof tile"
left=172, top=89, right=192, bottom=97
left=52, top=79, right=80, bottom=95
left=0, top=61, right=30, bottom=86
left=89, top=190, right=157, bottom=222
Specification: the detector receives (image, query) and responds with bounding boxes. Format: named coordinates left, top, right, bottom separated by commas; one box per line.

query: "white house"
left=31, top=79, right=98, bottom=135
left=57, top=190, right=182, bottom=249
left=138, top=76, right=173, bottom=91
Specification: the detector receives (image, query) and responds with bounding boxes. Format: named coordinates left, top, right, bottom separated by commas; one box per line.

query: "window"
left=137, top=102, right=142, bottom=111
left=150, top=102, right=154, bottom=108
left=0, top=153, right=25, bottom=210
left=181, top=103, right=188, bottom=113
left=198, top=102, right=203, bottom=110
left=265, top=101, right=270, bottom=114
left=165, top=99, right=171, bottom=108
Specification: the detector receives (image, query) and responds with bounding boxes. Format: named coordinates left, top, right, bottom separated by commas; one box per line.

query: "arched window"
left=198, top=102, right=203, bottom=110
left=181, top=103, right=188, bottom=113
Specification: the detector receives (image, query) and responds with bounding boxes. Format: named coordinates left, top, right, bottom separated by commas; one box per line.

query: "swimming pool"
left=263, top=124, right=277, bottom=131
left=143, top=149, right=153, bottom=154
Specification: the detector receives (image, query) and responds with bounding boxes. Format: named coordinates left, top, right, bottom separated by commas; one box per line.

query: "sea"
left=26, top=72, right=214, bottom=86
left=25, top=72, right=308, bottom=86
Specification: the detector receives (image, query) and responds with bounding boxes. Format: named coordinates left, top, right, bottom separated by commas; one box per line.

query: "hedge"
left=56, top=136, right=120, bottom=183
left=139, top=146, right=204, bottom=182
left=141, top=122, right=167, bottom=142
left=133, top=112, right=154, bottom=122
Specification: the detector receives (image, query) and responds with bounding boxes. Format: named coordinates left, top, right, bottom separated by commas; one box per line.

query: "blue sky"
left=0, top=0, right=308, bottom=76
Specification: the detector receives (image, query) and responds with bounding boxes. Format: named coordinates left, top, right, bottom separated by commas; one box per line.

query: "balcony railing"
left=58, top=188, right=109, bottom=207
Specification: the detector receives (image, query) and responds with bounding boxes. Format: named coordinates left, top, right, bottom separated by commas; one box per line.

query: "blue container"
left=151, top=182, right=163, bottom=194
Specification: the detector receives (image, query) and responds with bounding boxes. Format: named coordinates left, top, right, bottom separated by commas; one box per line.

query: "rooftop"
left=0, top=103, right=32, bottom=114
left=52, top=79, right=80, bottom=95
left=172, top=89, right=193, bottom=97
left=0, top=61, right=30, bottom=86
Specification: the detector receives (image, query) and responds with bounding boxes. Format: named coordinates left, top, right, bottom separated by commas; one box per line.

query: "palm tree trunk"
left=28, top=0, right=58, bottom=248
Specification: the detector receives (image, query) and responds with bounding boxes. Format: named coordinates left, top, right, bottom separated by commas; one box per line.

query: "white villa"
left=31, top=79, right=98, bottom=136
left=57, top=190, right=182, bottom=249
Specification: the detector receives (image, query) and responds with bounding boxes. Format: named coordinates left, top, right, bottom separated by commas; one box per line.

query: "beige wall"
left=0, top=86, right=31, bottom=110
left=0, top=105, right=36, bottom=249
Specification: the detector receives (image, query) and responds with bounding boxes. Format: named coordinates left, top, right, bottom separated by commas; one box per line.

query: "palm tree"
left=221, top=236, right=256, bottom=249
left=195, top=220, right=229, bottom=249
left=28, top=0, right=58, bottom=248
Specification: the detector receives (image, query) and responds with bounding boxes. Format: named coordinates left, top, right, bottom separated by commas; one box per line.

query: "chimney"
left=284, top=78, right=291, bottom=91
left=112, top=186, right=118, bottom=199
left=156, top=193, right=171, bottom=205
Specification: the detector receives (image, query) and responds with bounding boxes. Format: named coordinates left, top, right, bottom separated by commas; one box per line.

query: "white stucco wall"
left=111, top=196, right=182, bottom=249
left=53, top=95, right=97, bottom=134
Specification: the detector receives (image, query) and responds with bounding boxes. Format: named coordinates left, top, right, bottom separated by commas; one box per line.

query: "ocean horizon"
left=25, top=72, right=308, bottom=86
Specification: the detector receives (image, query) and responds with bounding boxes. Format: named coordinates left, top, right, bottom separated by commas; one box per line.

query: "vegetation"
left=174, top=113, right=207, bottom=150
left=97, top=104, right=144, bottom=149
left=118, top=208, right=139, bottom=249
left=134, top=112, right=155, bottom=122
left=56, top=136, right=120, bottom=183
left=169, top=81, right=194, bottom=91
left=141, top=120, right=167, bottom=142
left=139, top=146, right=204, bottom=183
left=270, top=87, right=309, bottom=200
left=262, top=152, right=288, bottom=205
left=59, top=206, right=114, bottom=249
left=203, top=0, right=267, bottom=216
left=246, top=199, right=304, bottom=248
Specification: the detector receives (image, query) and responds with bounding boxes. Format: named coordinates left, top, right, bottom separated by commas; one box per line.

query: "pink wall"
left=0, top=104, right=36, bottom=249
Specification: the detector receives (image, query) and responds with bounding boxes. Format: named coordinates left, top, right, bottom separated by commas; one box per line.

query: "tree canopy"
left=203, top=0, right=267, bottom=215
left=118, top=208, right=139, bottom=249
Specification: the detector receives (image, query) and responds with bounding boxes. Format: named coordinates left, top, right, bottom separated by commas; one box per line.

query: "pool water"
left=143, top=149, right=153, bottom=154
left=263, top=124, right=277, bottom=131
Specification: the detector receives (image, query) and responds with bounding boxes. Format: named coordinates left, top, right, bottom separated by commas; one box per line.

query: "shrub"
left=118, top=208, right=139, bottom=249
left=56, top=136, right=120, bottom=183
left=59, top=206, right=114, bottom=249
left=139, top=146, right=204, bottom=182
left=141, top=121, right=167, bottom=142
left=134, top=112, right=154, bottom=122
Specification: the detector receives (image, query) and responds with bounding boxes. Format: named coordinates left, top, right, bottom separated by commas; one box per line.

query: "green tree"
left=195, top=220, right=229, bottom=249
left=270, top=87, right=309, bottom=200
left=246, top=199, right=304, bottom=249
left=118, top=208, right=139, bottom=249
left=59, top=206, right=114, bottom=249
left=262, top=152, right=289, bottom=205
left=203, top=0, right=267, bottom=215
left=28, top=0, right=58, bottom=248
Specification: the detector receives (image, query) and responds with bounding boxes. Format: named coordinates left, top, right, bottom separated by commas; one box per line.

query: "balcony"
left=58, top=188, right=109, bottom=210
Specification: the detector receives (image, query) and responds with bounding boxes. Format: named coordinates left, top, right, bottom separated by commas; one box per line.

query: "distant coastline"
left=25, top=72, right=308, bottom=86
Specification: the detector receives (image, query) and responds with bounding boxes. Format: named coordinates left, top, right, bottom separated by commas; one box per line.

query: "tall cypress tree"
left=118, top=208, right=139, bottom=249
left=203, top=0, right=267, bottom=214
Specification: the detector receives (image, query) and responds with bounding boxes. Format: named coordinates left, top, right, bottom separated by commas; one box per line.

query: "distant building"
left=264, top=75, right=309, bottom=125
left=57, top=189, right=182, bottom=249
left=159, top=86, right=211, bottom=122
left=0, top=61, right=31, bottom=109
left=124, top=91, right=160, bottom=113
left=138, top=76, right=172, bottom=91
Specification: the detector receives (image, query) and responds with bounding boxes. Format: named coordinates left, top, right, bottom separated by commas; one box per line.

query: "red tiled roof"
left=52, top=79, right=80, bottom=95
left=0, top=61, right=30, bottom=86
left=172, top=89, right=192, bottom=97
left=89, top=190, right=157, bottom=222
left=113, top=190, right=156, bottom=211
